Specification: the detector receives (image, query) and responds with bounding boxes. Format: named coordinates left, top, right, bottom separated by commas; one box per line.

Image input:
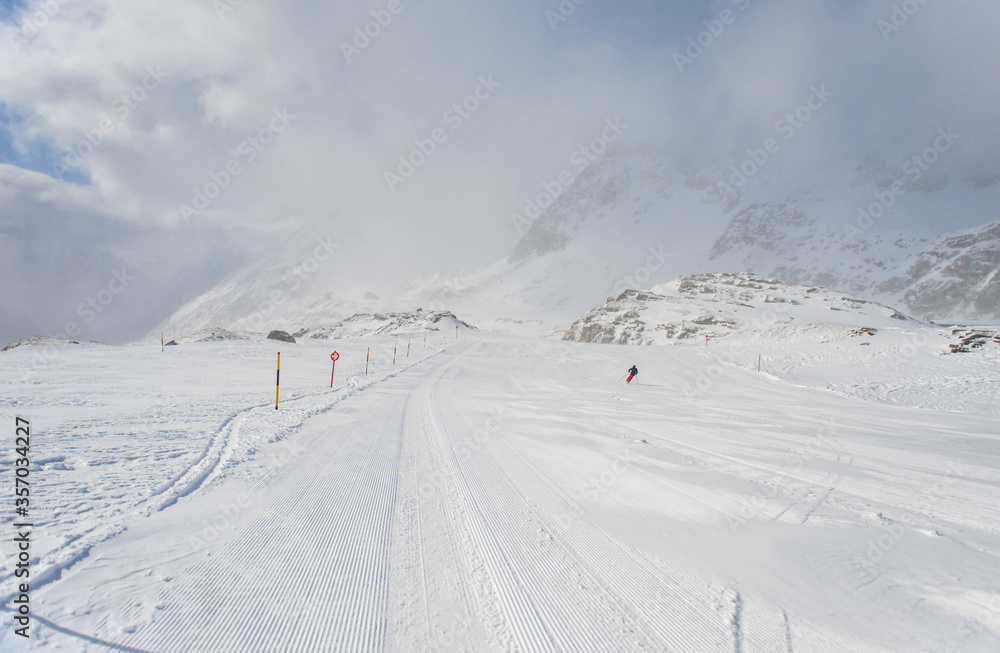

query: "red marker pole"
left=456, top=325, right=459, bottom=339
left=330, top=351, right=340, bottom=388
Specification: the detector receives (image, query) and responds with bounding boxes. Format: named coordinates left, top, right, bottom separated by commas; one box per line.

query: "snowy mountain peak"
left=709, top=203, right=819, bottom=261
left=509, top=147, right=680, bottom=264
left=710, top=208, right=1000, bottom=322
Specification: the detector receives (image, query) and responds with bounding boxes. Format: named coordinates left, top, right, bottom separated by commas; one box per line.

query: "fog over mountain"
left=152, top=142, right=1000, bottom=342
left=3, top=0, right=1000, bottom=344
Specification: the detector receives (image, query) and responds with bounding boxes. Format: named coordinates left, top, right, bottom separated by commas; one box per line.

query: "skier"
left=626, top=365, right=638, bottom=384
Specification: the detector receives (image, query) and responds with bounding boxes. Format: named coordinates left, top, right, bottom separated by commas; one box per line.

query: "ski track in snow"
left=118, top=381, right=406, bottom=651
left=2, top=333, right=999, bottom=652
left=0, top=337, right=444, bottom=612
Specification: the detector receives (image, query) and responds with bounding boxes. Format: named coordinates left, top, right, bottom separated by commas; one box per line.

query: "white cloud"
left=0, top=0, right=998, bottom=344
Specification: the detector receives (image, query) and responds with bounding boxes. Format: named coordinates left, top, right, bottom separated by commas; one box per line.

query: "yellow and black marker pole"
left=275, top=352, right=280, bottom=410
left=365, top=348, right=370, bottom=376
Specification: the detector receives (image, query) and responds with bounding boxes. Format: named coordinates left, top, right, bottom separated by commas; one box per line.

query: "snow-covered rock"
left=173, top=328, right=250, bottom=344
left=1, top=336, right=104, bottom=351
left=946, top=327, right=1000, bottom=353
left=563, top=272, right=918, bottom=345
left=294, top=310, right=473, bottom=340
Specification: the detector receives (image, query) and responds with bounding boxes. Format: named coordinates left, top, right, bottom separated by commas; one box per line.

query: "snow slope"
left=2, top=327, right=999, bottom=651
left=146, top=219, right=388, bottom=342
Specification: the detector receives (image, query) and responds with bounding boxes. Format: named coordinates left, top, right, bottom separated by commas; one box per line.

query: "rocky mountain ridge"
left=562, top=272, right=919, bottom=346
left=709, top=204, right=1000, bottom=322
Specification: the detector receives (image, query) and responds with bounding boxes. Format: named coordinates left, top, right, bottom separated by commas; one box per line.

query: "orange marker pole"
left=275, top=352, right=281, bottom=410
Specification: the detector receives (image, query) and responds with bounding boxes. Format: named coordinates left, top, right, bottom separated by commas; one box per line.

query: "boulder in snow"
left=267, top=330, right=296, bottom=344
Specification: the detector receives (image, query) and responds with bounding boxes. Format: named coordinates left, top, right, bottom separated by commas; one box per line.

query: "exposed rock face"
left=709, top=204, right=818, bottom=261
left=562, top=290, right=660, bottom=345
left=508, top=150, right=674, bottom=264
left=267, top=330, right=296, bottom=344
left=899, top=224, right=1000, bottom=319
left=947, top=328, right=1000, bottom=353
left=710, top=204, right=1000, bottom=322
left=508, top=212, right=572, bottom=264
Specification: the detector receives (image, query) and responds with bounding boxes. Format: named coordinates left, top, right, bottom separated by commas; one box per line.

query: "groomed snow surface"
left=1, top=327, right=999, bottom=652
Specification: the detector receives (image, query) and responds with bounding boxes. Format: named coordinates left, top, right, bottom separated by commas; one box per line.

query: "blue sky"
left=547, top=0, right=706, bottom=51
left=0, top=0, right=68, bottom=180
left=0, top=0, right=25, bottom=22
left=0, top=103, right=90, bottom=184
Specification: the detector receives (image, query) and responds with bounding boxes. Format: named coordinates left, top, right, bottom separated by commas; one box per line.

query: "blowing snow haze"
left=2, top=0, right=1000, bottom=344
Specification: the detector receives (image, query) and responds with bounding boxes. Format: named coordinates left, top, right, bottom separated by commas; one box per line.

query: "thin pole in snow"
left=275, top=352, right=280, bottom=410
